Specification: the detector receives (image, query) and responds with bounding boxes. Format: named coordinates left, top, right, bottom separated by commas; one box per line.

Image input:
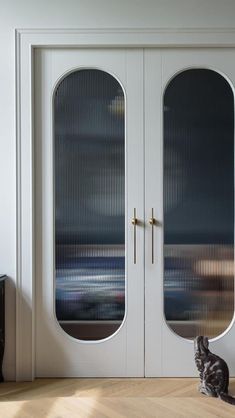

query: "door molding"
left=16, top=27, right=235, bottom=381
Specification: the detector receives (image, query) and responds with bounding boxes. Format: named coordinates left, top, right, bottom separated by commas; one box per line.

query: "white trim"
left=16, top=28, right=235, bottom=381
left=15, top=28, right=22, bottom=382
left=16, top=32, right=35, bottom=381
left=16, top=28, right=235, bottom=48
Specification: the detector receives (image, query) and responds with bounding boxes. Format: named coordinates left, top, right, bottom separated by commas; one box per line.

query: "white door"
left=145, top=48, right=235, bottom=376
left=34, top=48, right=145, bottom=377
left=35, top=47, right=235, bottom=377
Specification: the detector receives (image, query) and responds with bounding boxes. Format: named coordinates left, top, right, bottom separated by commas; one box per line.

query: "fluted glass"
left=54, top=69, right=125, bottom=340
left=164, top=69, right=234, bottom=339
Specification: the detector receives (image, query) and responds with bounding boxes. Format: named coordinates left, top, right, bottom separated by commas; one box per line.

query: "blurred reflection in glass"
left=54, top=70, right=125, bottom=340
left=164, top=69, right=234, bottom=339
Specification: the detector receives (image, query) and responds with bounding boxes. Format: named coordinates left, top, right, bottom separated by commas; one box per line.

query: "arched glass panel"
left=54, top=69, right=125, bottom=340
left=164, top=69, right=234, bottom=339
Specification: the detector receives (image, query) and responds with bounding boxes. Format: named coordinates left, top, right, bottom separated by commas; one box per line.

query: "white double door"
left=35, top=47, right=235, bottom=377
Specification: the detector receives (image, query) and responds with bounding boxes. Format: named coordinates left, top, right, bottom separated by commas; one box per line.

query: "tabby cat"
left=194, top=336, right=235, bottom=405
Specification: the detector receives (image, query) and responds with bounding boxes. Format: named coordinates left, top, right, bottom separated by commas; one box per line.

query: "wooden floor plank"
left=0, top=378, right=235, bottom=417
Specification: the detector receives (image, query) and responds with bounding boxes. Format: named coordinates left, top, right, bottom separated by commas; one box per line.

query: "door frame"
left=16, top=27, right=235, bottom=381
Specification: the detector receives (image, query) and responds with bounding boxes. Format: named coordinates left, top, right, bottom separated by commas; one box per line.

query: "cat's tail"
left=219, top=392, right=235, bottom=405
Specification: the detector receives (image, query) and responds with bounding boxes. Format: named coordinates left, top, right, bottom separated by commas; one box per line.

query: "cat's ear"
left=203, top=336, right=209, bottom=349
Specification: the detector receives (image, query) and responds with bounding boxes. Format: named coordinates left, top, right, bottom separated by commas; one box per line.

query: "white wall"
left=1, top=0, right=235, bottom=380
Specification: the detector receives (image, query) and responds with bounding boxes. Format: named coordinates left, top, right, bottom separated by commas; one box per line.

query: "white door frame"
left=16, top=28, right=235, bottom=381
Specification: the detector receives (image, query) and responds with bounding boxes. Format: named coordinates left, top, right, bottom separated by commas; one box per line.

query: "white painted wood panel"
left=34, top=48, right=144, bottom=377
left=145, top=48, right=235, bottom=376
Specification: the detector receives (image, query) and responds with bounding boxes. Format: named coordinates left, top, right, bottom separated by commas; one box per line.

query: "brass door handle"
left=149, top=208, right=155, bottom=264
left=132, top=208, right=137, bottom=264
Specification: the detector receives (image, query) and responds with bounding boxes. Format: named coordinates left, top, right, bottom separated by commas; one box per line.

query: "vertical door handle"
left=149, top=208, right=155, bottom=264
left=131, top=208, right=138, bottom=264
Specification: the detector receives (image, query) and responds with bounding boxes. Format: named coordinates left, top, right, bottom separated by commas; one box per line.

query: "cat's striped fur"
left=194, top=336, right=235, bottom=405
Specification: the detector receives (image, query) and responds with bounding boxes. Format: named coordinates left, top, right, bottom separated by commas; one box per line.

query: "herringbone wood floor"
left=0, top=378, right=235, bottom=417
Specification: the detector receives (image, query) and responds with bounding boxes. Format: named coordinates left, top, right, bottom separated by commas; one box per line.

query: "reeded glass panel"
left=164, top=69, right=234, bottom=339
left=54, top=69, right=125, bottom=340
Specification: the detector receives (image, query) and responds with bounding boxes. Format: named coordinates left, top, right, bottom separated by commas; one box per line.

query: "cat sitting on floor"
left=194, top=336, right=235, bottom=405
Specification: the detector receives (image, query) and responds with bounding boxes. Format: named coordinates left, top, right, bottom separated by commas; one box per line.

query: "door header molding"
left=16, top=27, right=235, bottom=48
left=15, top=28, right=235, bottom=381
